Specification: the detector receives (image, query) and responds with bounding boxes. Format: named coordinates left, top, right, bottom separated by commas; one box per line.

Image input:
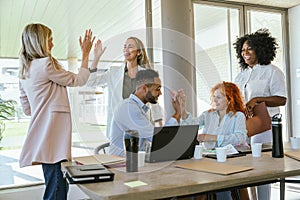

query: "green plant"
left=0, top=98, right=17, bottom=141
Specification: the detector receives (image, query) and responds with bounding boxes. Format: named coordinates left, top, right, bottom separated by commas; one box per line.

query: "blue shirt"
left=109, top=94, right=178, bottom=157
left=181, top=110, right=247, bottom=147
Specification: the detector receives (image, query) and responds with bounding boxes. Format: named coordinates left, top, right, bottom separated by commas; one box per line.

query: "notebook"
left=65, top=164, right=115, bottom=184
left=145, top=125, right=199, bottom=163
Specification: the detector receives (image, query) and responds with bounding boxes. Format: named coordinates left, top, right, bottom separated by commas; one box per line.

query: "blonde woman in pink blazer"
left=19, top=23, right=95, bottom=200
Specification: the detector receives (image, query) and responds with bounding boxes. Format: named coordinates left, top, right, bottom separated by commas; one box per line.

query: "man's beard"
left=145, top=91, right=157, bottom=104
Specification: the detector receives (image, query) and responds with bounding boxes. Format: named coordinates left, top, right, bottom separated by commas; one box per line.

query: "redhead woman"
left=181, top=81, right=247, bottom=147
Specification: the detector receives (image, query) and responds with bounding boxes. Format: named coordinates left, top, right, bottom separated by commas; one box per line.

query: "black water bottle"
left=272, top=114, right=284, bottom=158
left=124, top=130, right=139, bottom=172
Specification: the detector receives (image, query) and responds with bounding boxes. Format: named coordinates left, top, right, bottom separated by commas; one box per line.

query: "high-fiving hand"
left=79, top=29, right=96, bottom=57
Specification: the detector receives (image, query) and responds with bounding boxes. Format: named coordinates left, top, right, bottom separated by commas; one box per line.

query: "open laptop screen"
left=145, top=125, right=199, bottom=163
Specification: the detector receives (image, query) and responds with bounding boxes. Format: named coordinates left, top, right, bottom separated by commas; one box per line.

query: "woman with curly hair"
left=234, top=29, right=287, bottom=200
left=181, top=81, right=247, bottom=147
left=234, top=29, right=287, bottom=145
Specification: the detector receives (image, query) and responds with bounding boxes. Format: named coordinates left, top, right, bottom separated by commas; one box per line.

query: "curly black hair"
left=233, top=28, right=278, bottom=70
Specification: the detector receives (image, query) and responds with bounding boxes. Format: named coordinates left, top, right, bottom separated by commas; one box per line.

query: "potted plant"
left=0, top=98, right=16, bottom=143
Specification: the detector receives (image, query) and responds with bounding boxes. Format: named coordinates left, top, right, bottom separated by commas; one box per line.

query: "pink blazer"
left=19, top=57, right=90, bottom=167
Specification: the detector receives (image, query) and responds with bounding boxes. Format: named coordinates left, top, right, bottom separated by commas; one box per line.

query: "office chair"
left=94, top=142, right=110, bottom=154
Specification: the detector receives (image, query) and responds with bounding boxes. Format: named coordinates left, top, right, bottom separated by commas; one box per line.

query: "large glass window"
left=193, top=2, right=289, bottom=140
left=0, top=0, right=147, bottom=189
left=246, top=9, right=288, bottom=138
left=193, top=3, right=241, bottom=114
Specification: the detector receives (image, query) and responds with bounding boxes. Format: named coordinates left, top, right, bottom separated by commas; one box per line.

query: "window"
left=0, top=0, right=148, bottom=188
left=193, top=3, right=241, bottom=114
left=193, top=1, right=289, bottom=140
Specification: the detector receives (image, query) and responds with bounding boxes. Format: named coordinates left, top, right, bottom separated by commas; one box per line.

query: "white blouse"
left=234, top=64, right=287, bottom=117
left=181, top=110, right=247, bottom=147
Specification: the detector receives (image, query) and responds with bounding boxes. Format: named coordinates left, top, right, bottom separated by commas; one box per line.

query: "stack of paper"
left=74, top=154, right=125, bottom=168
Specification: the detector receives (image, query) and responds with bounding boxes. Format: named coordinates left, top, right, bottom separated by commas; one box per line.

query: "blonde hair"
left=19, top=23, right=61, bottom=79
left=125, top=37, right=152, bottom=69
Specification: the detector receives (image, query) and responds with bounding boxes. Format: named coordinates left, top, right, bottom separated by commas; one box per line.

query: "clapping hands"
left=171, top=89, right=188, bottom=119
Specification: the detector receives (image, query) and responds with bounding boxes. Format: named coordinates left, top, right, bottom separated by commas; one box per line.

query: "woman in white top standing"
left=87, top=37, right=163, bottom=139
left=234, top=29, right=287, bottom=145
left=233, top=28, right=287, bottom=200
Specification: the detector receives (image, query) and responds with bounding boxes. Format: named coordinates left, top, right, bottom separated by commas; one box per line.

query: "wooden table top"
left=76, top=151, right=300, bottom=200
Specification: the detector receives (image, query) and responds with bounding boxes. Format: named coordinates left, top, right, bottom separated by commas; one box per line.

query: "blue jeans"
left=42, top=161, right=69, bottom=200
left=216, top=191, right=232, bottom=200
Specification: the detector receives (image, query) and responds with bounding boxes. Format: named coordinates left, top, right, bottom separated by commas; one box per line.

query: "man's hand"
left=171, top=95, right=181, bottom=123
left=177, top=89, right=188, bottom=119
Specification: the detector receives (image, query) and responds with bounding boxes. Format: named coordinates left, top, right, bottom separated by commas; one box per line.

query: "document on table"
left=176, top=160, right=253, bottom=175
left=203, top=144, right=239, bottom=155
left=285, top=151, right=300, bottom=161
left=74, top=154, right=125, bottom=167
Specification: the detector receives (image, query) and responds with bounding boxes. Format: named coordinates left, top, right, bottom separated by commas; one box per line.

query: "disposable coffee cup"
left=252, top=143, right=262, bottom=157
left=194, top=144, right=203, bottom=160
left=138, top=151, right=146, bottom=167
left=216, top=147, right=227, bottom=162
left=290, top=137, right=300, bottom=150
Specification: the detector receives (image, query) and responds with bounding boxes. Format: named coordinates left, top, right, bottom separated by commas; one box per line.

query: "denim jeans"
left=216, top=191, right=232, bottom=200
left=42, top=161, right=69, bottom=200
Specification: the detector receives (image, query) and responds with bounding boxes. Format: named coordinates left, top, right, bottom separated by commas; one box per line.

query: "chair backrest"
left=94, top=142, right=110, bottom=154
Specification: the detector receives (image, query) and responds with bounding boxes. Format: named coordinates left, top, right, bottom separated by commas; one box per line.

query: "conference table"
left=74, top=151, right=300, bottom=200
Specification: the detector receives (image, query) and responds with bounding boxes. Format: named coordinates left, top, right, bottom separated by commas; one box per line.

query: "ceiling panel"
left=0, top=0, right=300, bottom=60
left=224, top=0, right=300, bottom=8
left=0, top=0, right=146, bottom=60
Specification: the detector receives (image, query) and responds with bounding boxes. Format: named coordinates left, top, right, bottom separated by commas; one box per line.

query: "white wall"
left=288, top=5, right=300, bottom=137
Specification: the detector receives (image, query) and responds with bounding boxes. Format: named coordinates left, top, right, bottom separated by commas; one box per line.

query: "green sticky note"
left=124, top=180, right=148, bottom=188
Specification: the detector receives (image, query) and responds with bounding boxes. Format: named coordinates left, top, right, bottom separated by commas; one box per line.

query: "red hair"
left=209, top=81, right=245, bottom=114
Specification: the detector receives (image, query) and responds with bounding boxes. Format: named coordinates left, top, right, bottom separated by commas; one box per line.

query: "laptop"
left=145, top=125, right=199, bottom=163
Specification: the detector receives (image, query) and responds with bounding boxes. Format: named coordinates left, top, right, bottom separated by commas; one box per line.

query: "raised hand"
left=79, top=29, right=96, bottom=58
left=79, top=29, right=96, bottom=69
left=94, top=39, right=107, bottom=59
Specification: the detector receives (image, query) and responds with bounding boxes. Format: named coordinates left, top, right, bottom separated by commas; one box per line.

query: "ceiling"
left=1, top=0, right=300, bottom=60
left=224, top=0, right=300, bottom=8
left=0, top=0, right=146, bottom=61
